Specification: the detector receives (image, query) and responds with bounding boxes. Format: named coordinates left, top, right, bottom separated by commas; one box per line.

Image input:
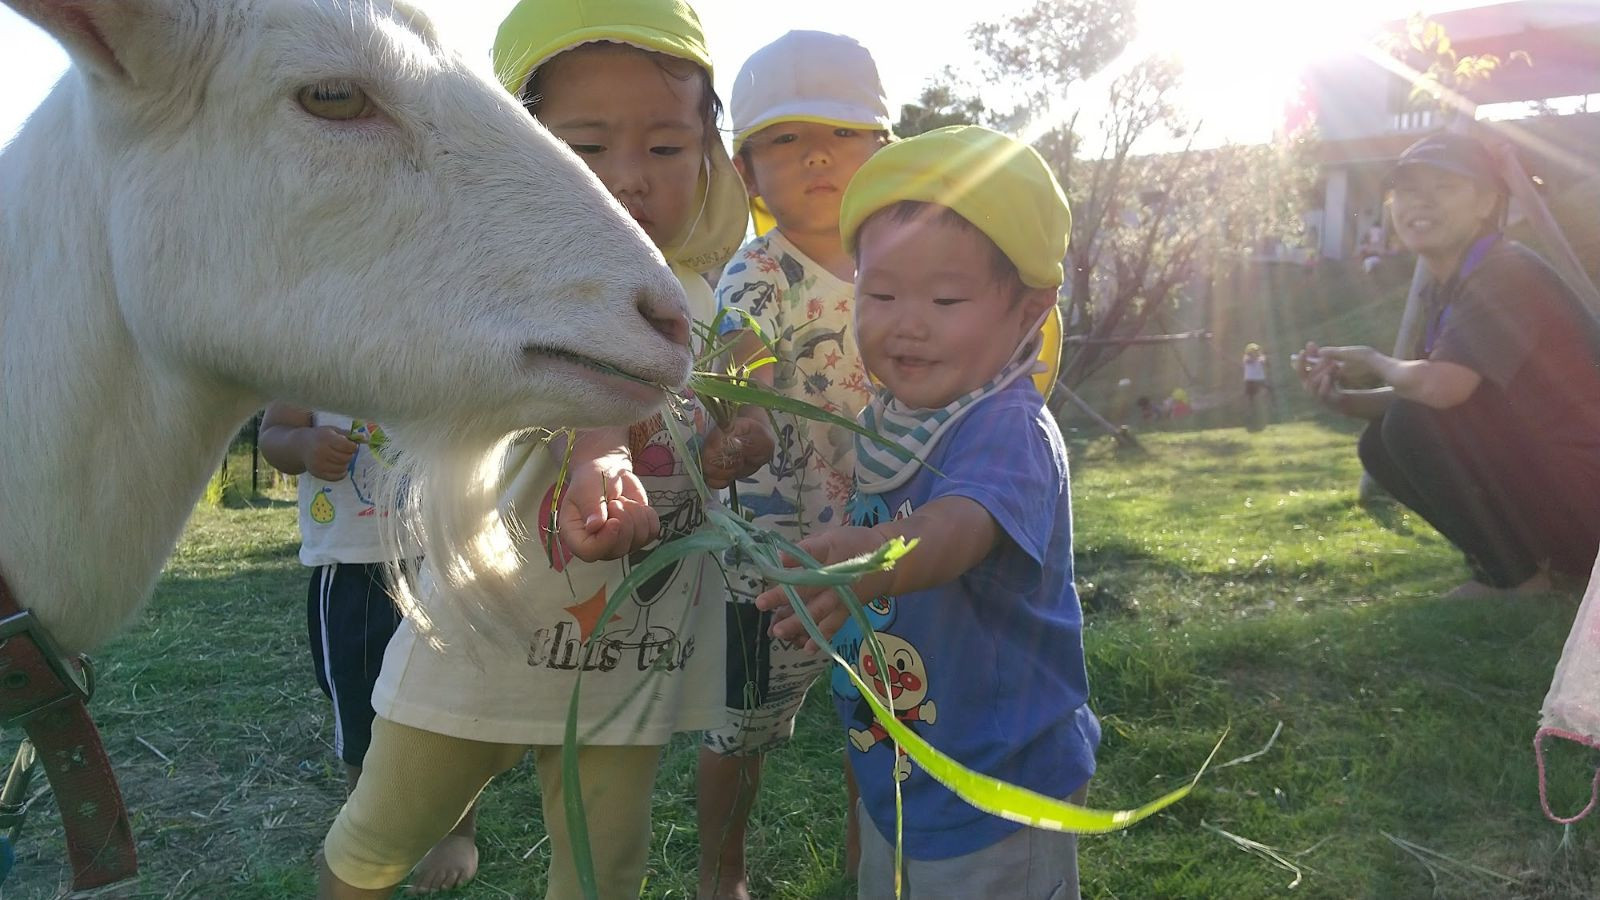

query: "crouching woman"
left=1301, top=131, right=1600, bottom=597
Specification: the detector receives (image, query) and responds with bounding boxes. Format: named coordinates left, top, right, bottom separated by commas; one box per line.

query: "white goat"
left=0, top=0, right=693, bottom=655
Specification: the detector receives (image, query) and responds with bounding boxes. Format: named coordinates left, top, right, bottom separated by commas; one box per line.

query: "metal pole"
left=1055, top=381, right=1140, bottom=449
left=250, top=412, right=261, bottom=497
left=1497, top=145, right=1600, bottom=314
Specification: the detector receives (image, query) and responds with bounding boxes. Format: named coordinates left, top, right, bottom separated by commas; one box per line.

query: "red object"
left=0, top=574, right=137, bottom=889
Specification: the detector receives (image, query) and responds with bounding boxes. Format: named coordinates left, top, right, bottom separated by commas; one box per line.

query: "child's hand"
left=700, top=408, right=776, bottom=490
left=557, top=443, right=660, bottom=563
left=754, top=526, right=893, bottom=652
left=302, top=426, right=360, bottom=481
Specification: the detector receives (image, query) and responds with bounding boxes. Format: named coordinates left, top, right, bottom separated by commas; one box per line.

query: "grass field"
left=7, top=414, right=1600, bottom=898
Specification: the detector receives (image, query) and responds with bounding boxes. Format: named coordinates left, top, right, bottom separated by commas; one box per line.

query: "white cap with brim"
left=730, top=30, right=891, bottom=152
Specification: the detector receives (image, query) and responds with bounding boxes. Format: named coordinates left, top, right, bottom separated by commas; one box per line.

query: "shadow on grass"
left=1359, top=497, right=1415, bottom=535
left=6, top=559, right=330, bottom=898
left=220, top=493, right=297, bottom=511
left=1085, top=590, right=1599, bottom=897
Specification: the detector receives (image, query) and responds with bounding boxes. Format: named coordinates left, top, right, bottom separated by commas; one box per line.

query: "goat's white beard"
left=376, top=427, right=568, bottom=661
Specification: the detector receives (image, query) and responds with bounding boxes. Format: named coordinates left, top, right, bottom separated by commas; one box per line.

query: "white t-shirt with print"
left=370, top=265, right=727, bottom=745
left=296, top=412, right=402, bottom=566
left=714, top=231, right=873, bottom=549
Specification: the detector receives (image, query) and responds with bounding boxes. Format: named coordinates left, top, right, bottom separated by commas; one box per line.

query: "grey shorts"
left=855, top=794, right=1084, bottom=900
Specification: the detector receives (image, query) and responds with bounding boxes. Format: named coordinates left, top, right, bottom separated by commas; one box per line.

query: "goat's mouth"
left=522, top=345, right=680, bottom=399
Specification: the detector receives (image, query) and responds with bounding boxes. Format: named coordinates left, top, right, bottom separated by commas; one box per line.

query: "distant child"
left=754, top=126, right=1100, bottom=899
left=314, top=1, right=765, bottom=897
left=259, top=405, right=480, bottom=894
left=698, top=30, right=891, bottom=899
left=1168, top=386, right=1193, bottom=418
left=1243, top=342, right=1270, bottom=405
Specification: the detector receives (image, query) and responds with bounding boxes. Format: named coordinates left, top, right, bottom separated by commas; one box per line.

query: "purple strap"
left=1424, top=233, right=1501, bottom=354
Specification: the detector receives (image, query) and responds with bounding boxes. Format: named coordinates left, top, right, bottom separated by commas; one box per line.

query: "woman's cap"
left=839, top=125, right=1071, bottom=289
left=1388, top=132, right=1502, bottom=190
left=730, top=31, right=892, bottom=152
left=491, top=0, right=749, bottom=273
left=1245, top=342, right=1261, bottom=352
left=493, top=0, right=712, bottom=97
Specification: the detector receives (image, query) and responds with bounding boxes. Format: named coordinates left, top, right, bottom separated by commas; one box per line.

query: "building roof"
left=1314, top=109, right=1600, bottom=182
left=1296, top=1, right=1600, bottom=143
left=1409, top=1, right=1600, bottom=105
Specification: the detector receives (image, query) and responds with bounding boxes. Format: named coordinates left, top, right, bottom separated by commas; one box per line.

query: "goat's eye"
left=297, top=81, right=374, bottom=121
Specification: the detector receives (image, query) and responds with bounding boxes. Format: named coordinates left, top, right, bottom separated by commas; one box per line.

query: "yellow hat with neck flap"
left=492, top=0, right=749, bottom=275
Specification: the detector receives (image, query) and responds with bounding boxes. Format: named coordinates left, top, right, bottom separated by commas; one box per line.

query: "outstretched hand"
left=556, top=443, right=659, bottom=562
left=753, top=526, right=893, bottom=653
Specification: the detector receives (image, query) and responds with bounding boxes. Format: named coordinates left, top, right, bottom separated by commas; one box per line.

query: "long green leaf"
left=561, top=528, right=731, bottom=900
left=553, top=394, right=1205, bottom=900
left=709, top=499, right=1207, bottom=835
left=774, top=573, right=1206, bottom=832
left=689, top=374, right=928, bottom=467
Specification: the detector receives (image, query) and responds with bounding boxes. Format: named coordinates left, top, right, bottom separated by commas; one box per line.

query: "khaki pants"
left=324, top=717, right=663, bottom=898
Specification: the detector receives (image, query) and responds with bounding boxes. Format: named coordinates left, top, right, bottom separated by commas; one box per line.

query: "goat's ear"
left=3, top=0, right=176, bottom=82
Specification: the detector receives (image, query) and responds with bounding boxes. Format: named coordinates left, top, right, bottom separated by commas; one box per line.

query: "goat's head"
left=8, top=0, right=694, bottom=436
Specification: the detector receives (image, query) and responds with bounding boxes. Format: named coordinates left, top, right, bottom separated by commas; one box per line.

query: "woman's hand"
left=1316, top=345, right=1387, bottom=385
left=1295, top=341, right=1346, bottom=406
left=1295, top=341, right=1399, bottom=419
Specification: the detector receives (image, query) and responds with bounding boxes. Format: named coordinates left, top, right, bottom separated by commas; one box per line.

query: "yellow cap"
left=491, top=0, right=748, bottom=273
left=840, top=125, right=1071, bottom=289
left=1035, top=305, right=1063, bottom=400
left=493, top=0, right=712, bottom=97
left=1245, top=342, right=1261, bottom=352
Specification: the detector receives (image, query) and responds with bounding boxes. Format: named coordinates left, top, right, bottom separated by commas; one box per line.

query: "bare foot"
left=1444, top=569, right=1553, bottom=599
left=696, top=874, right=751, bottom=900
left=405, top=834, right=479, bottom=895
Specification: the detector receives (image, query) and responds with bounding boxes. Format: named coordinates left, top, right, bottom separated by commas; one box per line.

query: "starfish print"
left=564, top=584, right=622, bottom=641
left=836, top=299, right=851, bottom=313
left=824, top=350, right=841, bottom=369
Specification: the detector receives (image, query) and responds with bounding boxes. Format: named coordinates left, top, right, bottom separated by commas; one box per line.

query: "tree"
left=942, top=1, right=1312, bottom=391
left=969, top=0, right=1138, bottom=113
left=1377, top=14, right=1530, bottom=125
left=893, top=74, right=991, bottom=138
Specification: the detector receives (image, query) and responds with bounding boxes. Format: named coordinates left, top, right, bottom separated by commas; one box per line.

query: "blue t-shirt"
left=830, top=380, right=1100, bottom=860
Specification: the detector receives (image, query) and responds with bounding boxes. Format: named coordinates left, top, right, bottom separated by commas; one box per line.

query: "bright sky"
left=0, top=0, right=1487, bottom=152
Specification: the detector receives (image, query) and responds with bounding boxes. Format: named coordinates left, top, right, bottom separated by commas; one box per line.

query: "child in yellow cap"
left=1243, top=341, right=1271, bottom=411
left=754, top=125, right=1100, bottom=900
left=316, top=1, right=768, bottom=897
left=698, top=29, right=891, bottom=899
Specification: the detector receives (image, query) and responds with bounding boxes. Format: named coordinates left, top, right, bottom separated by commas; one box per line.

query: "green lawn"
left=6, top=420, right=1598, bottom=898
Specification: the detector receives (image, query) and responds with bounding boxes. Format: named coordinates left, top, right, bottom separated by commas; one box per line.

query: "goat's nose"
left=637, top=284, right=691, bottom=349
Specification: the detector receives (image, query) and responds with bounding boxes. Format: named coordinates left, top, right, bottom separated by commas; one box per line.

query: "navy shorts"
left=307, top=563, right=403, bottom=767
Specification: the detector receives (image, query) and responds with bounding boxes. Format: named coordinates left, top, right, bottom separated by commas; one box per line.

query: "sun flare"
left=1134, top=0, right=1400, bottom=140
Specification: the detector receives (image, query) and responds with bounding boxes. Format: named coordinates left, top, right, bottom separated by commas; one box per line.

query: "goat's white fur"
left=0, top=0, right=692, bottom=654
